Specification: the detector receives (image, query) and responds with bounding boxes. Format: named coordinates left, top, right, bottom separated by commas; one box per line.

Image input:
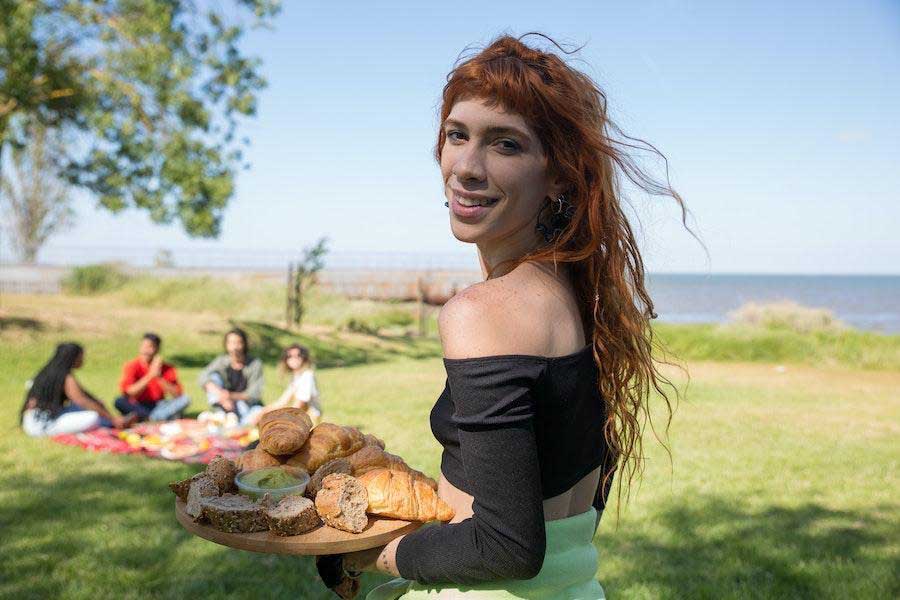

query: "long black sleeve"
left=395, top=358, right=548, bottom=585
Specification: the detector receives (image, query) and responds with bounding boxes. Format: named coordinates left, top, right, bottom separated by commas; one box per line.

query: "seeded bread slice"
left=169, top=472, right=206, bottom=503
left=185, top=476, right=218, bottom=520
left=314, top=473, right=368, bottom=534
left=199, top=494, right=268, bottom=533
left=265, top=495, right=321, bottom=536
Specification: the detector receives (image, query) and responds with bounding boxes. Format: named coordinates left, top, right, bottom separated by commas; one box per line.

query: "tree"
left=0, top=0, right=281, bottom=237
left=0, top=122, right=73, bottom=263
left=286, top=238, right=329, bottom=330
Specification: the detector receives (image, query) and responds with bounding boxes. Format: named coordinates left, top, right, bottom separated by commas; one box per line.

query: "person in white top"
left=253, top=344, right=322, bottom=425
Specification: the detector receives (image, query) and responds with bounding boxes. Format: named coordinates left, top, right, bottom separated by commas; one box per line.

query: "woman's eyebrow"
left=443, top=119, right=529, bottom=139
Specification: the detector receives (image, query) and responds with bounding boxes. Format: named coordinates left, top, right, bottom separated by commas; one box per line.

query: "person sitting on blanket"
left=198, top=327, right=264, bottom=426
left=20, top=342, right=135, bottom=437
left=251, top=343, right=323, bottom=426
left=114, top=332, right=191, bottom=422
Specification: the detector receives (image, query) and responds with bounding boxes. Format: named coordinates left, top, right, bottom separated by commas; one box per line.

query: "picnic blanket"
left=51, top=419, right=257, bottom=464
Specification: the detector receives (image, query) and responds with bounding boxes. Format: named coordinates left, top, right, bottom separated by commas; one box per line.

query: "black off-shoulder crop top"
left=395, top=345, right=615, bottom=585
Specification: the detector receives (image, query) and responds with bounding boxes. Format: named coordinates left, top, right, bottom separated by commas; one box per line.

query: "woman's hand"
left=315, top=554, right=361, bottom=599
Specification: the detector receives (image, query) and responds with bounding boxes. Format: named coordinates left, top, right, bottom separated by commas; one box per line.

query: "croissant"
left=347, top=445, right=437, bottom=490
left=258, top=408, right=313, bottom=456
left=286, top=422, right=365, bottom=473
left=358, top=468, right=454, bottom=523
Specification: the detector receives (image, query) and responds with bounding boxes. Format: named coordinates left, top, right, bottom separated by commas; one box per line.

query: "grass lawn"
left=0, top=288, right=897, bottom=599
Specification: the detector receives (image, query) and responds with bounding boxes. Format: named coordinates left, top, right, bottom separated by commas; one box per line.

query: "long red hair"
left=437, top=34, right=696, bottom=507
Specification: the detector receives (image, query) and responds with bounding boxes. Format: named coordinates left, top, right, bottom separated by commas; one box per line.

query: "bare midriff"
left=438, top=464, right=603, bottom=524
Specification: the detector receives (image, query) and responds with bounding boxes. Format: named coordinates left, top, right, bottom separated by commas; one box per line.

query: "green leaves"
left=0, top=0, right=282, bottom=237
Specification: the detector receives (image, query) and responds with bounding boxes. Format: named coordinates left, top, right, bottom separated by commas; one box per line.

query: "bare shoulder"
left=438, top=262, right=576, bottom=360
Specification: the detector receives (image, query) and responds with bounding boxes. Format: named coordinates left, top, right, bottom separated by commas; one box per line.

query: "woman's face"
left=73, top=351, right=84, bottom=369
left=285, top=348, right=304, bottom=371
left=440, top=98, right=562, bottom=247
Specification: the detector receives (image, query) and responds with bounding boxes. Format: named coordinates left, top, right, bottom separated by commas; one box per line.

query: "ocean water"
left=647, top=274, right=900, bottom=334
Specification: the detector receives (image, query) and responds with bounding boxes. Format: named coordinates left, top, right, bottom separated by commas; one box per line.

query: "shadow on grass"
left=600, top=496, right=898, bottom=598
left=167, top=320, right=441, bottom=370
left=0, top=459, right=394, bottom=599
left=0, top=316, right=44, bottom=332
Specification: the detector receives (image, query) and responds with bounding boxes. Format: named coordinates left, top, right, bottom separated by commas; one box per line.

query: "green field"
left=1, top=282, right=897, bottom=599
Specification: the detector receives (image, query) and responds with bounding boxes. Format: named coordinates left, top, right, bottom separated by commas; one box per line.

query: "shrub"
left=61, top=263, right=130, bottom=295
left=343, top=308, right=414, bottom=335
left=727, top=300, right=846, bottom=333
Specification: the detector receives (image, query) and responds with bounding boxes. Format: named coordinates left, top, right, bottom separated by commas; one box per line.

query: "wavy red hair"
left=437, top=34, right=696, bottom=508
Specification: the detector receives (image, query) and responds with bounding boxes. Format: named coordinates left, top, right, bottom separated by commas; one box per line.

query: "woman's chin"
left=449, top=221, right=485, bottom=244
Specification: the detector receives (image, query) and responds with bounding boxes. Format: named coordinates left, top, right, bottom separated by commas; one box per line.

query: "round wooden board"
left=175, top=499, right=422, bottom=555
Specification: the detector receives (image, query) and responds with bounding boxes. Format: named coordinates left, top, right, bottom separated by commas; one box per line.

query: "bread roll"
left=305, top=458, right=353, bottom=500
left=358, top=468, right=454, bottom=523
left=286, top=423, right=364, bottom=473
left=363, top=432, right=385, bottom=449
left=314, top=473, right=369, bottom=533
left=238, top=447, right=283, bottom=471
left=258, top=407, right=313, bottom=456
left=205, top=455, right=238, bottom=494
left=347, top=445, right=437, bottom=490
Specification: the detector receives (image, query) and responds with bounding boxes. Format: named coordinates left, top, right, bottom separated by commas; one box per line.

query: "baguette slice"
left=200, top=494, right=268, bottom=533
left=314, top=473, right=369, bottom=534
left=358, top=468, right=454, bottom=523
left=265, top=495, right=321, bottom=536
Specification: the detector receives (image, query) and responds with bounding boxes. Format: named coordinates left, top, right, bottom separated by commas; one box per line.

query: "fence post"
left=286, top=262, right=294, bottom=329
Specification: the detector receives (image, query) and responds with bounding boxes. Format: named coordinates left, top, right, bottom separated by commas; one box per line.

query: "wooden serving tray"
left=175, top=499, right=422, bottom=555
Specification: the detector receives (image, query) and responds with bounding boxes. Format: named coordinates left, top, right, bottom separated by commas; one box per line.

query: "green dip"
left=241, top=467, right=303, bottom=489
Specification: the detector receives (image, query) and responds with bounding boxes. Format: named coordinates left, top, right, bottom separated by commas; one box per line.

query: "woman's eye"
left=495, top=138, right=521, bottom=153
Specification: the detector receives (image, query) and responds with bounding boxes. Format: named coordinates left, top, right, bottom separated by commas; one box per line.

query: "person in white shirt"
left=253, top=344, right=322, bottom=425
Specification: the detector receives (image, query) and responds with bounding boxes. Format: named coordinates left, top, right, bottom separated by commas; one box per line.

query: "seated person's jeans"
left=205, top=373, right=263, bottom=426
left=22, top=404, right=111, bottom=437
left=115, top=394, right=191, bottom=421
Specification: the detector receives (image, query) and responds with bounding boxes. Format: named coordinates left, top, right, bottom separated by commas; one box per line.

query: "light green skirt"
left=366, top=507, right=605, bottom=599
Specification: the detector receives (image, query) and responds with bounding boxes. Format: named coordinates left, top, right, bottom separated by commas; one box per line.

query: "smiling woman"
left=319, top=33, right=694, bottom=599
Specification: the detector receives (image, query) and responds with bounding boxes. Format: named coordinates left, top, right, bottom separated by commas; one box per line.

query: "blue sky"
left=16, top=0, right=900, bottom=273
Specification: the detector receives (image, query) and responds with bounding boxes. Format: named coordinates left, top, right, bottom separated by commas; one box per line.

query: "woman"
left=199, top=328, right=265, bottom=426
left=253, top=344, right=323, bottom=425
left=322, top=34, right=685, bottom=599
left=20, top=343, right=133, bottom=436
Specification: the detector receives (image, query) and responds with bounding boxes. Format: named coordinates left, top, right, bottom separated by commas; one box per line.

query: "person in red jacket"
left=114, top=333, right=191, bottom=421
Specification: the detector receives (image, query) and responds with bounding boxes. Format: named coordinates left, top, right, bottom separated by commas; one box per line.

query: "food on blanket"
left=347, top=446, right=437, bottom=491
left=314, top=473, right=369, bottom=534
left=205, top=455, right=239, bottom=494
left=200, top=494, right=269, bottom=533
left=186, top=476, right=218, bottom=520
left=362, top=432, right=385, bottom=449
left=305, top=458, right=353, bottom=500
left=238, top=447, right=284, bottom=471
left=286, top=423, right=365, bottom=473
left=358, top=468, right=454, bottom=523
left=265, top=495, right=322, bottom=536
left=258, top=407, right=313, bottom=456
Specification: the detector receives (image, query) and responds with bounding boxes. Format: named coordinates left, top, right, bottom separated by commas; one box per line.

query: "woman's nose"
left=452, top=146, right=487, bottom=183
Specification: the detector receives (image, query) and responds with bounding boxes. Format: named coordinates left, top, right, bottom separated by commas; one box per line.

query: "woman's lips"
left=449, top=192, right=498, bottom=221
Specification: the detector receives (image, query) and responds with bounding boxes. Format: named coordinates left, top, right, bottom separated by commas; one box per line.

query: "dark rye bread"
left=314, top=473, right=368, bottom=534
left=186, top=476, right=218, bottom=520
left=200, top=494, right=268, bottom=533
left=265, top=495, right=321, bottom=536
left=205, top=456, right=238, bottom=494
left=305, top=458, right=352, bottom=500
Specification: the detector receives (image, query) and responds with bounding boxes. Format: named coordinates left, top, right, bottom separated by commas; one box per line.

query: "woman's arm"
left=64, top=375, right=121, bottom=425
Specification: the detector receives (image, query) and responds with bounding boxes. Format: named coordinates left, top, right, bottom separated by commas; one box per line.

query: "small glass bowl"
left=235, top=465, right=310, bottom=502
